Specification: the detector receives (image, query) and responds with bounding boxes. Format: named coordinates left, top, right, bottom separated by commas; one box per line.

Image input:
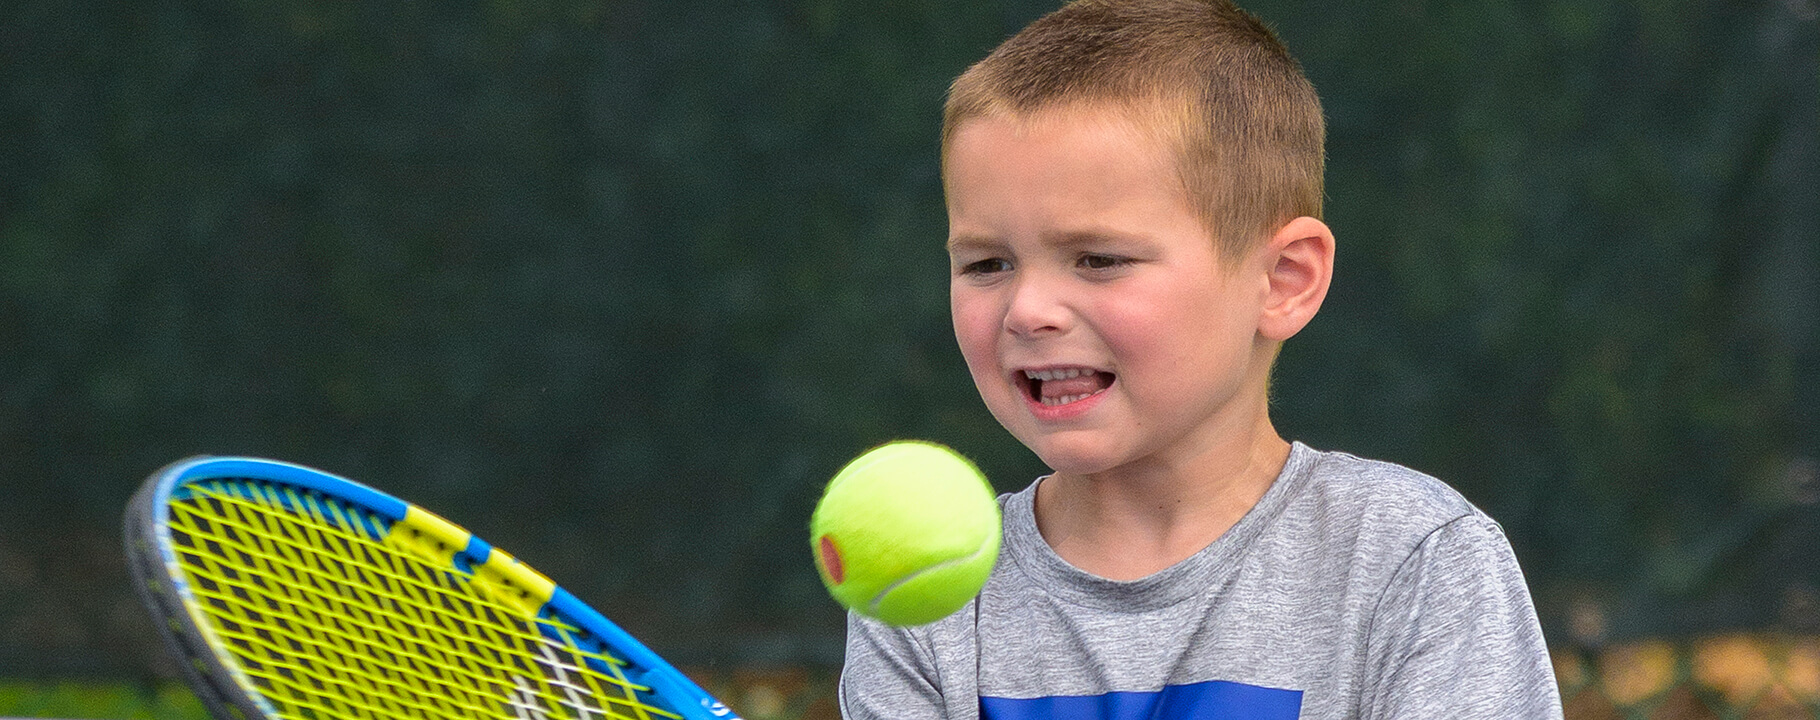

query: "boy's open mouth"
left=1021, top=367, right=1115, bottom=406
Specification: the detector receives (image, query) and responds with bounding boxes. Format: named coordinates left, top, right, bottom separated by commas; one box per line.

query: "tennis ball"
left=811, top=441, right=1000, bottom=626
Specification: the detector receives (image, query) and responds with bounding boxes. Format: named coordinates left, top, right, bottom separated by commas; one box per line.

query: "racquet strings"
left=165, top=479, right=679, bottom=720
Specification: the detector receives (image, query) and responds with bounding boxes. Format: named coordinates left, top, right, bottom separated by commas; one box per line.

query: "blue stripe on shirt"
left=980, top=679, right=1303, bottom=720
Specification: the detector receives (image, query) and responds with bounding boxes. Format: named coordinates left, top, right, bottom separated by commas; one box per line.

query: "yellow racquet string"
left=173, top=482, right=667, bottom=720
left=166, top=480, right=682, bottom=720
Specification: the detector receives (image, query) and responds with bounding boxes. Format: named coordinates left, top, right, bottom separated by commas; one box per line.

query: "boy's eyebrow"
left=945, top=234, right=1001, bottom=254
left=1051, top=229, right=1148, bottom=247
left=946, top=229, right=1158, bottom=254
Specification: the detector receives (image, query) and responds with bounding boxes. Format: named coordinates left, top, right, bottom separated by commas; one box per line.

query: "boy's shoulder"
left=1274, top=442, right=1507, bottom=570
left=1290, top=444, right=1481, bottom=523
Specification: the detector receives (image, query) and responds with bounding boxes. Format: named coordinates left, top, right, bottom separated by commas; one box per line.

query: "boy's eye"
left=1079, top=254, right=1126, bottom=270
left=960, top=258, right=1011, bottom=276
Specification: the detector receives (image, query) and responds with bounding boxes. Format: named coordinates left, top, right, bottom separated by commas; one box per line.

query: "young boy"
left=839, top=0, right=1562, bottom=718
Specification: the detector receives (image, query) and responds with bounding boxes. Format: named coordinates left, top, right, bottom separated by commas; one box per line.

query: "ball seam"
left=865, top=532, right=998, bottom=614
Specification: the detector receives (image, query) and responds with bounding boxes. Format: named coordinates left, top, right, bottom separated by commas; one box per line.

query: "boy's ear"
left=1256, top=216, right=1334, bottom=342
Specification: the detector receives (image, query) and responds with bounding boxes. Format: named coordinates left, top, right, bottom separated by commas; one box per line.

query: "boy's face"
left=945, top=105, right=1276, bottom=477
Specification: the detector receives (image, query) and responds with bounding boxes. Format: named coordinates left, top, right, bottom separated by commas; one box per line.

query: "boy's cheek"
left=951, top=330, right=1019, bottom=415
left=959, top=350, right=1009, bottom=403
left=950, top=295, right=998, bottom=364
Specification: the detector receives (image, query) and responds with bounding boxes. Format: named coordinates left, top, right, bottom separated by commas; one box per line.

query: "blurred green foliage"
left=0, top=681, right=207, bottom=719
left=0, top=0, right=1815, bottom=679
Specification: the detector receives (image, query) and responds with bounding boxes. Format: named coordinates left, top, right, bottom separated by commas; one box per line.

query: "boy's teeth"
left=1024, top=368, right=1087, bottom=381
left=1027, top=368, right=1113, bottom=406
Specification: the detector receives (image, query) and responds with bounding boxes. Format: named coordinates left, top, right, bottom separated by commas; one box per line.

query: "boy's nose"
left=1002, top=275, right=1071, bottom=338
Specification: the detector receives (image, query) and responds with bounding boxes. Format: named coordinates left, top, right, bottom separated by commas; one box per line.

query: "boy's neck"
left=1032, top=411, right=1291, bottom=582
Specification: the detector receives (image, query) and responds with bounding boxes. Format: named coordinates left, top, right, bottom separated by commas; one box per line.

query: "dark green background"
left=2, top=0, right=1816, bottom=679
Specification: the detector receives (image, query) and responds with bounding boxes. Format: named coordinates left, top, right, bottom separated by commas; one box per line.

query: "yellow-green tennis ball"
left=811, top=441, right=1000, bottom=626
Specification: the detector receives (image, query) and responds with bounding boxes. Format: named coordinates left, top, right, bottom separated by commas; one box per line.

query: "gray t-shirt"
left=839, top=443, right=1562, bottom=719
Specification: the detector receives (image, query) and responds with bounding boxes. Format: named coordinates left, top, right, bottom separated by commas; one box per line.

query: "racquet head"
left=123, top=456, right=741, bottom=720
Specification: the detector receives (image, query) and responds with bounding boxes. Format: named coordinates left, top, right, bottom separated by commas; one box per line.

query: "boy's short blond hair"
left=943, top=0, right=1324, bottom=258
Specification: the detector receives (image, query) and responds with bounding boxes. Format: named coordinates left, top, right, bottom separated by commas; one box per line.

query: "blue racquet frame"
left=125, top=455, right=742, bottom=720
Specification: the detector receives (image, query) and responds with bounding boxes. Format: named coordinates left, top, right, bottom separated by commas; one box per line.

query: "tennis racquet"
left=124, top=456, right=741, bottom=720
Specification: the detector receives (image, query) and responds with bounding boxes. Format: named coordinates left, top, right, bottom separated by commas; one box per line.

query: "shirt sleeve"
left=1361, top=514, right=1564, bottom=719
left=838, top=611, right=952, bottom=720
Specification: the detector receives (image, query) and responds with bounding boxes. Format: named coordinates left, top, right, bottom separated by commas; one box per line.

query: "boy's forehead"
left=944, top=100, right=1193, bottom=205
left=943, top=101, right=1214, bottom=250
left=947, top=107, right=1175, bottom=189
left=944, top=100, right=1196, bottom=199
left=952, top=99, right=1183, bottom=145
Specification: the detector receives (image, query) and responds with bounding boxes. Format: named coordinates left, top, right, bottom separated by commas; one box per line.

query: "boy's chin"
left=988, top=403, right=1135, bottom=474
left=1023, top=437, right=1131, bottom=477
